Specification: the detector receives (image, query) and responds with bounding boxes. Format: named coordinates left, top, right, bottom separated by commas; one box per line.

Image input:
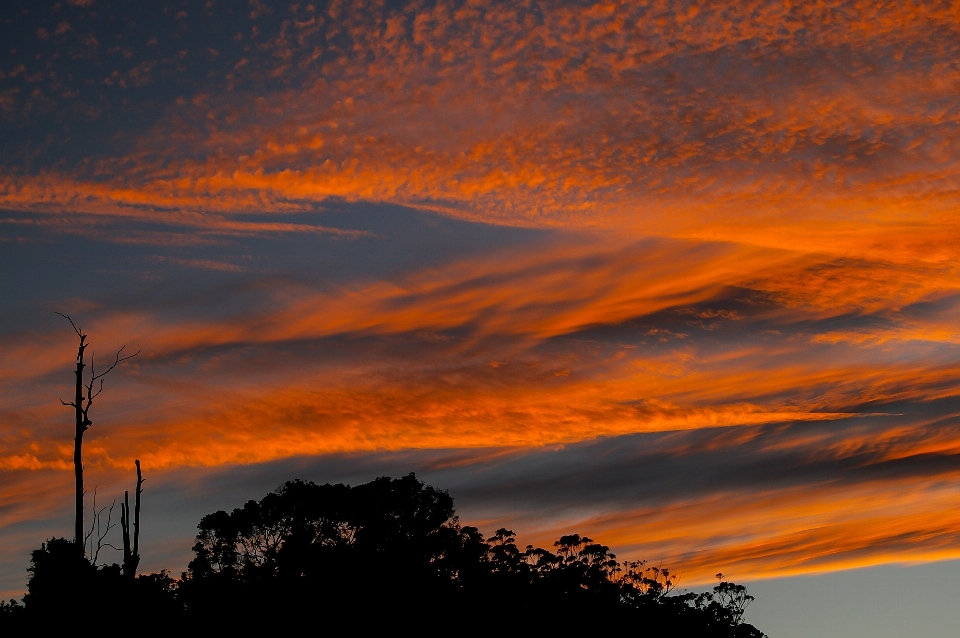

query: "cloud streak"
left=3, top=0, right=960, bottom=600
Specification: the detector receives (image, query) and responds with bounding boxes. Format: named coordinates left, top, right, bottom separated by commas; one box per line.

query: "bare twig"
left=91, top=346, right=140, bottom=384
left=82, top=347, right=140, bottom=425
left=82, top=488, right=97, bottom=551
left=55, top=312, right=83, bottom=340
left=84, top=488, right=117, bottom=565
left=94, top=501, right=116, bottom=565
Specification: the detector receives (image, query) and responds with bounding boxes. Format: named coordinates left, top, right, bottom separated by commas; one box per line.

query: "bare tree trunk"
left=133, top=459, right=142, bottom=571
left=121, top=490, right=132, bottom=573
left=121, top=460, right=143, bottom=579
left=71, top=332, right=88, bottom=550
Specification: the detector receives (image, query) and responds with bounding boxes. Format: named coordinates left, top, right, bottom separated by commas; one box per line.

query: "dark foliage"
left=4, top=474, right=766, bottom=636
left=180, top=473, right=765, bottom=635
left=11, top=538, right=178, bottom=629
left=0, top=598, right=24, bottom=629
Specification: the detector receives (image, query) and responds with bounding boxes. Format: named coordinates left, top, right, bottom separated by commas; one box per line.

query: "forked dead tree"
left=120, top=460, right=144, bottom=579
left=57, top=313, right=138, bottom=551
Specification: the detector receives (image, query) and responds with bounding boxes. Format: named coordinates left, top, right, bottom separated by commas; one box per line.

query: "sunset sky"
left=3, top=1, right=960, bottom=633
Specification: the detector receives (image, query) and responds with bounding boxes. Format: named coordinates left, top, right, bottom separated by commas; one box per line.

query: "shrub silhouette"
left=23, top=538, right=95, bottom=614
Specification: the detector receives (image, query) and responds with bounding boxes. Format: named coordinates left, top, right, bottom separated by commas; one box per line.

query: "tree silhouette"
left=3, top=472, right=766, bottom=636
left=179, top=474, right=767, bottom=635
left=57, top=313, right=138, bottom=552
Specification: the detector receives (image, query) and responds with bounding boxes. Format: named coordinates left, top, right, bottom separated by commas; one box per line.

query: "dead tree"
left=120, top=460, right=144, bottom=579
left=57, top=313, right=138, bottom=550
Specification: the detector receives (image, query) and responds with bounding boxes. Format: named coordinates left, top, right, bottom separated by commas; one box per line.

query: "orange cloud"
left=4, top=231, right=960, bottom=475
left=564, top=475, right=960, bottom=585
left=5, top=0, right=960, bottom=596
left=3, top=0, right=960, bottom=262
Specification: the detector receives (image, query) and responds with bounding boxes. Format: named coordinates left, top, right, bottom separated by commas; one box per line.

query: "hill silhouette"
left=2, top=473, right=765, bottom=635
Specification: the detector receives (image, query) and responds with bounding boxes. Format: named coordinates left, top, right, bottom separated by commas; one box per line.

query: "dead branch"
left=83, top=489, right=117, bottom=565
left=82, top=347, right=140, bottom=425
left=55, top=312, right=83, bottom=340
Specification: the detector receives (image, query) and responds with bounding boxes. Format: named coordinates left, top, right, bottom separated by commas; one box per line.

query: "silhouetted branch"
left=83, top=489, right=117, bottom=565
left=55, top=312, right=83, bottom=340
left=82, top=347, right=139, bottom=422
left=90, top=346, right=139, bottom=384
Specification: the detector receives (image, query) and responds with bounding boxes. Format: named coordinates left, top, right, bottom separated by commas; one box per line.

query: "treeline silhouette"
left=1, top=474, right=765, bottom=635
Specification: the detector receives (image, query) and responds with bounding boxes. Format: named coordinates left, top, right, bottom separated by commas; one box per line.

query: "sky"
left=2, top=0, right=960, bottom=633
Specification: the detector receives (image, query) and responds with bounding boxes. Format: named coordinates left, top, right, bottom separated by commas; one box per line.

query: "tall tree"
left=57, top=314, right=137, bottom=551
